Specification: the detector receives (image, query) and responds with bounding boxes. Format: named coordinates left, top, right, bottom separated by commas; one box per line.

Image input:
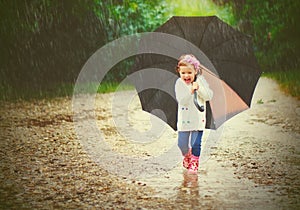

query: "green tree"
left=94, top=0, right=168, bottom=42
left=0, top=0, right=169, bottom=99
left=93, top=0, right=169, bottom=82
left=165, top=0, right=236, bottom=26
left=213, top=0, right=300, bottom=72
left=0, top=0, right=105, bottom=96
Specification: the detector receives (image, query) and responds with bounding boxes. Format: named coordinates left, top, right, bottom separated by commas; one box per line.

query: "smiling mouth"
left=184, top=78, right=192, bottom=83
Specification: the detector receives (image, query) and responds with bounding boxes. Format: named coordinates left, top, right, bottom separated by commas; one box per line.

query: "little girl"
left=175, top=54, right=213, bottom=174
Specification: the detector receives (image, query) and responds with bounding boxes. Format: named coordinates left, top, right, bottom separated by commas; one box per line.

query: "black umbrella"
left=131, top=16, right=261, bottom=130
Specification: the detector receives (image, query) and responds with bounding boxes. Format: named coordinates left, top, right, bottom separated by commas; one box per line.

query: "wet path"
left=0, top=78, right=299, bottom=209
left=141, top=157, right=279, bottom=209
left=137, top=78, right=300, bottom=209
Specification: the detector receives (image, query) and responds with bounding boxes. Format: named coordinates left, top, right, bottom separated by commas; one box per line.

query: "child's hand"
left=191, top=82, right=199, bottom=93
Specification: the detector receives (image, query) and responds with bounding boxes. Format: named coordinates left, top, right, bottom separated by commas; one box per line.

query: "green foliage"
left=165, top=0, right=236, bottom=26
left=216, top=0, right=300, bottom=72
left=0, top=82, right=74, bottom=101
left=94, top=0, right=169, bottom=42
left=0, top=0, right=169, bottom=100
left=0, top=81, right=134, bottom=101
left=263, top=70, right=300, bottom=99
left=256, top=99, right=264, bottom=104
left=0, top=0, right=105, bottom=98
left=92, top=0, right=169, bottom=83
left=97, top=81, right=134, bottom=93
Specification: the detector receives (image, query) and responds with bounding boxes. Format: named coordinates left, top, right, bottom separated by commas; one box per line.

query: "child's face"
left=178, top=66, right=197, bottom=85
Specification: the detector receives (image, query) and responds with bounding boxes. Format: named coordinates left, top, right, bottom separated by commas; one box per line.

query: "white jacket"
left=175, top=76, right=213, bottom=131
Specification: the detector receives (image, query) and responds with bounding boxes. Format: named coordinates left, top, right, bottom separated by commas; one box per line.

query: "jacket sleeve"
left=196, top=76, right=213, bottom=101
left=175, top=79, right=192, bottom=105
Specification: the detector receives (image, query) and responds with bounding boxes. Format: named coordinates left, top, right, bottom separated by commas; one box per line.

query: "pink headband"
left=178, top=54, right=201, bottom=74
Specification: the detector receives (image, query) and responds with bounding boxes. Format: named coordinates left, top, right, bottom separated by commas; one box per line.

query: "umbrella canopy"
left=131, top=16, right=261, bottom=130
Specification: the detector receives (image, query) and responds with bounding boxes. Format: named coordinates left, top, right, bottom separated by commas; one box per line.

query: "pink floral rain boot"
left=188, top=155, right=199, bottom=174
left=183, top=148, right=192, bottom=169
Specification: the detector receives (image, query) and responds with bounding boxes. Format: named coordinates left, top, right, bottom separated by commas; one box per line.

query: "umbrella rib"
left=198, top=17, right=215, bottom=48
left=212, top=58, right=260, bottom=70
left=205, top=35, right=252, bottom=54
left=173, top=17, right=186, bottom=37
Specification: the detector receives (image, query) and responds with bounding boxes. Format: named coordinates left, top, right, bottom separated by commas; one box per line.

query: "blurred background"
left=1, top=0, right=299, bottom=100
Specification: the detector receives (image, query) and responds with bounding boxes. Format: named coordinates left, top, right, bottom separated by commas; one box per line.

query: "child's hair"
left=176, top=54, right=202, bottom=75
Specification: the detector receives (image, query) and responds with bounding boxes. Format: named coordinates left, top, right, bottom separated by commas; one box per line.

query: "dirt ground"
left=0, top=77, right=299, bottom=209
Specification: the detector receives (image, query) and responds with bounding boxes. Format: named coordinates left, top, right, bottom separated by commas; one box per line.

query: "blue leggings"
left=178, top=131, right=203, bottom=157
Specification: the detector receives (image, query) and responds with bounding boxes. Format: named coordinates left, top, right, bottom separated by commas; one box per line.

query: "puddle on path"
left=139, top=158, right=279, bottom=209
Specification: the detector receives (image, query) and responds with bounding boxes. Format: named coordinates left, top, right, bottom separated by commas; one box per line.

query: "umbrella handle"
left=193, top=91, right=204, bottom=112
